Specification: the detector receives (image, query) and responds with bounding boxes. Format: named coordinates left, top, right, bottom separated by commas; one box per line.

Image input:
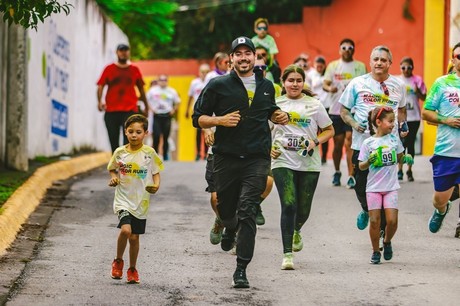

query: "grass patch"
left=0, top=156, right=62, bottom=208
left=0, top=148, right=98, bottom=209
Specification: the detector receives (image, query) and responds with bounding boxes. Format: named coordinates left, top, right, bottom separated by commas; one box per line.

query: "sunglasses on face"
left=400, top=65, right=413, bottom=70
left=341, top=45, right=354, bottom=51
left=257, top=26, right=268, bottom=31
left=254, top=65, right=267, bottom=71
left=453, top=54, right=460, bottom=60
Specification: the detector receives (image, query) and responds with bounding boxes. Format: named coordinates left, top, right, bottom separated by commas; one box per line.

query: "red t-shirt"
left=97, top=63, right=145, bottom=112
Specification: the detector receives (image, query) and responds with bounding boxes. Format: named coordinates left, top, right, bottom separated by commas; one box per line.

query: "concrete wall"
left=27, top=0, right=127, bottom=158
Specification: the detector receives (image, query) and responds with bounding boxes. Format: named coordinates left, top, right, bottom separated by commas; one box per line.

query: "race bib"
left=281, top=134, right=309, bottom=151
left=373, top=146, right=397, bottom=167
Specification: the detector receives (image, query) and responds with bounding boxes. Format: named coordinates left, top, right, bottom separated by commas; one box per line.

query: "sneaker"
left=126, top=267, right=140, bottom=284
left=370, top=251, right=381, bottom=264
left=229, top=245, right=237, bottom=255
left=321, top=157, right=327, bottom=165
left=292, top=230, right=304, bottom=252
left=111, top=258, right=124, bottom=279
left=221, top=228, right=236, bottom=251
left=455, top=222, right=460, bottom=238
left=383, top=242, right=393, bottom=261
left=346, top=176, right=356, bottom=189
left=379, top=230, right=385, bottom=251
left=356, top=210, right=369, bottom=230
left=256, top=206, right=265, bottom=226
left=332, top=172, right=342, bottom=186
left=232, top=265, right=250, bottom=288
left=281, top=253, right=294, bottom=270
left=210, top=218, right=224, bottom=245
left=428, top=201, right=452, bottom=233
left=406, top=170, right=414, bottom=182
left=397, top=170, right=403, bottom=180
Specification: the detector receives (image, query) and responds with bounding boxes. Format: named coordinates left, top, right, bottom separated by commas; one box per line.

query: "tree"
left=95, top=0, right=178, bottom=60
left=0, top=0, right=72, bottom=30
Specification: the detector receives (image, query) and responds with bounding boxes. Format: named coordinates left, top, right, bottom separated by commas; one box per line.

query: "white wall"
left=27, top=0, right=127, bottom=157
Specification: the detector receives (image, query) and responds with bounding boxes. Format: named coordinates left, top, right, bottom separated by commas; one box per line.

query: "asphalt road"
left=3, top=157, right=460, bottom=305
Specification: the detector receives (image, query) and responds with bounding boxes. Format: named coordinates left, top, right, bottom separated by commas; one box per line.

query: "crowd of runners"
left=100, top=18, right=460, bottom=288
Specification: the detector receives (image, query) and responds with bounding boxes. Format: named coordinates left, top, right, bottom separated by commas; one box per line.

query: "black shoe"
left=232, top=266, right=250, bottom=288
left=383, top=242, right=393, bottom=261
left=221, top=228, right=236, bottom=251
left=406, top=170, right=414, bottom=182
left=455, top=223, right=460, bottom=238
left=397, top=170, right=403, bottom=180
left=256, top=206, right=265, bottom=226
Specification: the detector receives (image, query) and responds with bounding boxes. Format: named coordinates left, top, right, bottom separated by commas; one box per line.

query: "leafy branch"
left=0, top=0, right=73, bottom=30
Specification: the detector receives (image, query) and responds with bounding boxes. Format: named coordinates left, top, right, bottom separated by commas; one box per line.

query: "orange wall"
left=271, top=0, right=425, bottom=74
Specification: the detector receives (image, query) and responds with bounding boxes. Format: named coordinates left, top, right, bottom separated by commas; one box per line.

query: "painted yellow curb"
left=0, top=152, right=111, bottom=255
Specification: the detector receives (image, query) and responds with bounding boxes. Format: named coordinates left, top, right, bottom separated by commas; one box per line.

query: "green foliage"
left=149, top=0, right=313, bottom=60
left=95, top=0, right=177, bottom=60
left=0, top=0, right=72, bottom=30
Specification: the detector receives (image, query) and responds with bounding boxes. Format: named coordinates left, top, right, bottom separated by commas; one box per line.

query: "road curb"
left=0, top=152, right=111, bottom=255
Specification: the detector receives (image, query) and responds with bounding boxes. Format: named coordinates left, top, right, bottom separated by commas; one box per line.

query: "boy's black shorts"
left=117, top=210, right=146, bottom=234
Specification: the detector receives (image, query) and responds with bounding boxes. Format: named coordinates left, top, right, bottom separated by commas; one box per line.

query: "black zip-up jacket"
left=192, top=70, right=279, bottom=159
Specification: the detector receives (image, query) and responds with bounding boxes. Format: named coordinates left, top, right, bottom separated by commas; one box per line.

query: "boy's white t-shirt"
left=107, top=144, right=164, bottom=219
left=358, top=134, right=404, bottom=192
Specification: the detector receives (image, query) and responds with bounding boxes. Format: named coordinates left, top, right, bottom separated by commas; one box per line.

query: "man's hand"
left=219, top=111, right=241, bottom=127
left=98, top=101, right=106, bottom=112
left=445, top=117, right=460, bottom=128
left=353, top=120, right=367, bottom=133
left=145, top=184, right=159, bottom=194
left=271, top=110, right=289, bottom=125
left=203, top=129, right=214, bottom=146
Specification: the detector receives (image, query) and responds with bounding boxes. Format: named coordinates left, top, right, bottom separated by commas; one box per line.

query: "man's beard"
left=118, top=58, right=128, bottom=64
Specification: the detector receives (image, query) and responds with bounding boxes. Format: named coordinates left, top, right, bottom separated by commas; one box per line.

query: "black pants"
left=213, top=154, right=269, bottom=267
left=352, top=149, right=386, bottom=230
left=104, top=111, right=137, bottom=152
left=401, top=121, right=420, bottom=157
left=153, top=114, right=172, bottom=159
left=272, top=168, right=319, bottom=253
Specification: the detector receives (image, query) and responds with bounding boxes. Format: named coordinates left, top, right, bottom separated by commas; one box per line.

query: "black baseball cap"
left=116, top=43, right=130, bottom=51
left=231, top=36, right=255, bottom=53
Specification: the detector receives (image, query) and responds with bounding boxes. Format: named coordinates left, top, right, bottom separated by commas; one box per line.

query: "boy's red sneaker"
left=127, top=267, right=140, bottom=284
left=111, top=258, right=124, bottom=279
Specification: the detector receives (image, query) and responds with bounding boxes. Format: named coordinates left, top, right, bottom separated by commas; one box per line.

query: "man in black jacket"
left=193, top=36, right=289, bottom=288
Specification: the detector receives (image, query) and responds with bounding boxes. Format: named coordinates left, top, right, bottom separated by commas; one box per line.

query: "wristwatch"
left=313, top=138, right=320, bottom=146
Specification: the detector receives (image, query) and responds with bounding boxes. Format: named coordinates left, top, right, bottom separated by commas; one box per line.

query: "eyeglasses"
left=254, top=65, right=267, bottom=71
left=453, top=54, right=460, bottom=60
left=258, top=53, right=267, bottom=57
left=380, top=81, right=389, bottom=96
left=376, top=106, right=393, bottom=119
left=158, top=78, right=167, bottom=82
left=400, top=65, right=413, bottom=70
left=257, top=26, right=268, bottom=31
left=341, top=45, right=354, bottom=51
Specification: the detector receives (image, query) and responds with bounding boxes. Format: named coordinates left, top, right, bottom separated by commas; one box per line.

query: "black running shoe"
left=221, top=228, right=236, bottom=251
left=383, top=242, right=393, bottom=261
left=232, top=266, right=250, bottom=288
left=256, top=206, right=265, bottom=226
